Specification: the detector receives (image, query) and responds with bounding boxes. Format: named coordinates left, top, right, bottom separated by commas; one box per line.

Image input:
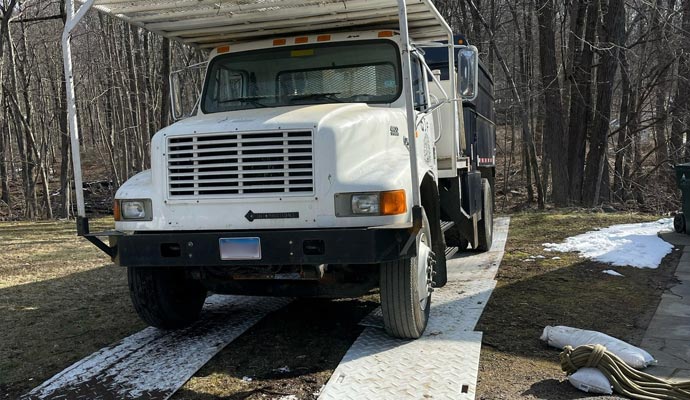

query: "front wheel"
left=128, top=267, right=207, bottom=329
left=380, top=209, right=433, bottom=339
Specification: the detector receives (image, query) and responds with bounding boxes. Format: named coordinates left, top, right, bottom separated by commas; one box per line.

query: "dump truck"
left=63, top=0, right=496, bottom=339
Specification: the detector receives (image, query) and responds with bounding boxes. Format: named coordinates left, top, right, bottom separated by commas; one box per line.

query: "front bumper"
left=103, top=226, right=415, bottom=267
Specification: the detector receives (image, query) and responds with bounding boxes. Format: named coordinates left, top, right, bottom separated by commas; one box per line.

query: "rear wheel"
left=380, top=209, right=433, bottom=339
left=128, top=267, right=207, bottom=329
left=675, top=213, right=686, bottom=233
left=477, top=178, right=494, bottom=252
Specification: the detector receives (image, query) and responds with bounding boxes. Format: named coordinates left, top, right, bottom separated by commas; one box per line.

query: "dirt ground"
left=0, top=211, right=680, bottom=399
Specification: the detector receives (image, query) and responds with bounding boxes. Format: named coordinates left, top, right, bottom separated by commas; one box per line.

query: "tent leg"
left=61, top=0, right=94, bottom=231
left=397, top=0, right=421, bottom=210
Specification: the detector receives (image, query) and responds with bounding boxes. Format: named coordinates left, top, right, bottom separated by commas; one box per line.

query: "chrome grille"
left=167, top=130, right=314, bottom=198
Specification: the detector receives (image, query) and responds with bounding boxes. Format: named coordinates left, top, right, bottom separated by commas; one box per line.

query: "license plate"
left=219, top=237, right=261, bottom=260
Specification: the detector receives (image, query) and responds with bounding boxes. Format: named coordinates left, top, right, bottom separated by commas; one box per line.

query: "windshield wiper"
left=218, top=96, right=269, bottom=108
left=289, top=92, right=343, bottom=103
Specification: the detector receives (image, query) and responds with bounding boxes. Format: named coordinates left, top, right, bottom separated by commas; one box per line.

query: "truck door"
left=411, top=55, right=434, bottom=166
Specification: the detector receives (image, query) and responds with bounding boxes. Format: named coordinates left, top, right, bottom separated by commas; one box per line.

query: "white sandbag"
left=568, top=368, right=613, bottom=395
left=540, top=325, right=656, bottom=369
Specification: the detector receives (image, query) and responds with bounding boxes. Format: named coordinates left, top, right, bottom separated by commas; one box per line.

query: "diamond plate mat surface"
left=22, top=295, right=291, bottom=400
left=320, top=217, right=510, bottom=400
left=446, top=217, right=511, bottom=283
left=320, top=328, right=483, bottom=400
left=359, top=280, right=496, bottom=331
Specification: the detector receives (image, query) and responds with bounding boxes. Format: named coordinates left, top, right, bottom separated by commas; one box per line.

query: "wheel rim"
left=416, top=231, right=432, bottom=310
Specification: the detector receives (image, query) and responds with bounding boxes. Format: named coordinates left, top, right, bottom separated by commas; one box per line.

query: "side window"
left=411, top=56, right=427, bottom=111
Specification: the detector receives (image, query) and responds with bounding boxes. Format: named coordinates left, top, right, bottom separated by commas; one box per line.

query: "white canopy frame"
left=61, top=0, right=457, bottom=233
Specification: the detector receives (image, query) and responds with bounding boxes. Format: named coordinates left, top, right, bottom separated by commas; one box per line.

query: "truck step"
left=445, top=246, right=459, bottom=259
left=440, top=220, right=455, bottom=233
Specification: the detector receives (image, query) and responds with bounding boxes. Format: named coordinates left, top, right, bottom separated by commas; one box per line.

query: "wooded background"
left=0, top=0, right=687, bottom=220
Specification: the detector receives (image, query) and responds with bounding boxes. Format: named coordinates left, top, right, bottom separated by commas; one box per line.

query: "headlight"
left=335, top=190, right=406, bottom=217
left=115, top=199, right=152, bottom=221
left=352, top=194, right=380, bottom=214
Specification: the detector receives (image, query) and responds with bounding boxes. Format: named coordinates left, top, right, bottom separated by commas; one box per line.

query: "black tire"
left=380, top=209, right=433, bottom=339
left=477, top=178, right=494, bottom=252
left=674, top=213, right=686, bottom=233
left=128, top=267, right=207, bottom=329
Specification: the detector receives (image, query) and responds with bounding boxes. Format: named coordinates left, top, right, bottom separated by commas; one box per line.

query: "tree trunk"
left=567, top=0, right=598, bottom=203
left=0, top=1, right=16, bottom=211
left=583, top=0, right=626, bottom=206
left=57, top=1, right=71, bottom=218
left=160, top=37, right=171, bottom=130
left=670, top=0, right=690, bottom=163
left=613, top=51, right=631, bottom=201
left=0, top=97, right=9, bottom=209
left=536, top=0, right=569, bottom=205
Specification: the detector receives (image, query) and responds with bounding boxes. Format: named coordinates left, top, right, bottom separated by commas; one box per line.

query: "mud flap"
left=439, top=171, right=482, bottom=249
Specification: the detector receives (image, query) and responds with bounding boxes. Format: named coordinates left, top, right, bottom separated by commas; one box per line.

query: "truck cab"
left=63, top=1, right=495, bottom=340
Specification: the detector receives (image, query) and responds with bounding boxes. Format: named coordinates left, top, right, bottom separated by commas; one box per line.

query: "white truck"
left=63, top=0, right=496, bottom=339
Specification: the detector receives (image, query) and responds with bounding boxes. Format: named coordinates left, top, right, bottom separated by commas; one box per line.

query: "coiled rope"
left=560, top=344, right=690, bottom=399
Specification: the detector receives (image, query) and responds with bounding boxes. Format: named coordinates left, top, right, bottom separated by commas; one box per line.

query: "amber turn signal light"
left=380, top=190, right=407, bottom=215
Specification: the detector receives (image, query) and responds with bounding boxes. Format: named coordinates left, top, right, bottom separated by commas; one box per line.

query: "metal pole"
left=447, top=33, right=459, bottom=160
left=397, top=0, right=421, bottom=208
left=61, top=0, right=95, bottom=220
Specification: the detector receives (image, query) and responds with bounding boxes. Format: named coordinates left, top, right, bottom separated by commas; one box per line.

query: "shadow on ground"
left=0, top=265, right=145, bottom=399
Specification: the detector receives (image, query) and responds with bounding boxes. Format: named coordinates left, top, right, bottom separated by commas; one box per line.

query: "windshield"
left=201, top=40, right=401, bottom=113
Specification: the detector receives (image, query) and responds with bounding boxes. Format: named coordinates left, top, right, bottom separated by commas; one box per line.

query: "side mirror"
left=170, top=62, right=208, bottom=121
left=457, top=45, right=479, bottom=101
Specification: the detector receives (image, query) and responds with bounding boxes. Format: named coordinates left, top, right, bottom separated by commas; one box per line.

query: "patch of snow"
left=274, top=366, right=291, bottom=373
left=603, top=270, right=624, bottom=277
left=535, top=255, right=546, bottom=259
left=551, top=256, right=562, bottom=260
left=522, top=259, right=535, bottom=262
left=242, top=376, right=253, bottom=382
left=275, top=395, right=298, bottom=400
left=543, top=219, right=673, bottom=269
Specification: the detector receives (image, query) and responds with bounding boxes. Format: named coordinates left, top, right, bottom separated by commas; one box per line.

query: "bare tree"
left=536, top=0, right=569, bottom=205
left=583, top=0, right=627, bottom=206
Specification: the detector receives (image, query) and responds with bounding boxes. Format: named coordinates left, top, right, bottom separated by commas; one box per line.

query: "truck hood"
left=125, top=101, right=418, bottom=231
left=159, top=103, right=388, bottom=135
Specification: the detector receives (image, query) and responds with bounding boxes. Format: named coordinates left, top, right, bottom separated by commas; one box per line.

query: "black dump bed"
left=422, top=35, right=496, bottom=168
